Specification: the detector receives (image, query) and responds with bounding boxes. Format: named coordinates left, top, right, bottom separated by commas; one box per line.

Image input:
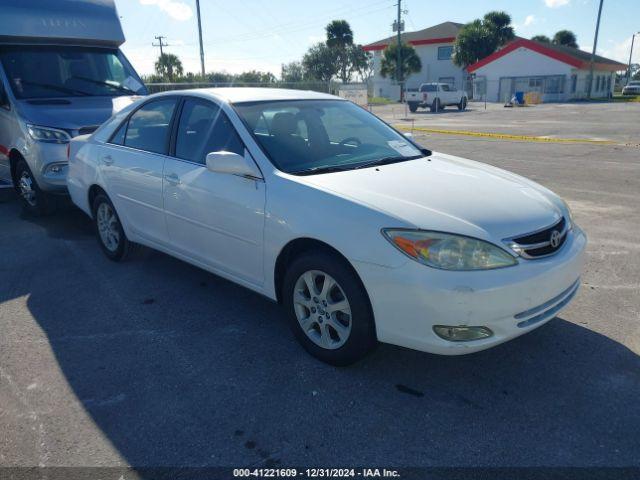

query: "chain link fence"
left=145, top=81, right=337, bottom=95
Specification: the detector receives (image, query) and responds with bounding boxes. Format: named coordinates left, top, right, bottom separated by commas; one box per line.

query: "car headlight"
left=560, top=198, right=574, bottom=229
left=382, top=229, right=518, bottom=270
left=27, top=125, right=71, bottom=144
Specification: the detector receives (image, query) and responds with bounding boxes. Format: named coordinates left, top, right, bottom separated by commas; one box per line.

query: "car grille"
left=507, top=217, right=569, bottom=259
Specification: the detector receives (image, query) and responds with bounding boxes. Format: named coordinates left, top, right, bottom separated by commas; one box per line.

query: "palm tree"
left=552, top=30, right=578, bottom=49
left=326, top=20, right=353, bottom=49
left=155, top=53, right=184, bottom=82
left=483, top=11, right=515, bottom=47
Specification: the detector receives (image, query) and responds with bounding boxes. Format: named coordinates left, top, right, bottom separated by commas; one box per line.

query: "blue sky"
left=116, top=0, right=640, bottom=76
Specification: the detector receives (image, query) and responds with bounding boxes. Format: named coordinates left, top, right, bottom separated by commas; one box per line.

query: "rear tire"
left=408, top=102, right=418, bottom=113
left=15, top=159, right=55, bottom=216
left=282, top=251, right=377, bottom=366
left=430, top=98, right=441, bottom=112
left=458, top=97, right=467, bottom=111
left=92, top=193, right=138, bottom=262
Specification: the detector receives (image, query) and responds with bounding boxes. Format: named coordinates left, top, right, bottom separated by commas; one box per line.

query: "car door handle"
left=101, top=155, right=114, bottom=165
left=164, top=173, right=180, bottom=185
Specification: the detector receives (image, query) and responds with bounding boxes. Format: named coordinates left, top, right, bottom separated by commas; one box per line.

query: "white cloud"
left=544, top=0, right=570, bottom=8
left=139, top=0, right=192, bottom=21
left=524, top=15, right=536, bottom=27
left=599, top=36, right=639, bottom=64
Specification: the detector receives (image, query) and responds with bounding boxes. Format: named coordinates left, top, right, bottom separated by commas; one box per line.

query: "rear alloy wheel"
left=15, top=159, right=55, bottom=215
left=283, top=252, right=377, bottom=366
left=92, top=193, right=137, bottom=261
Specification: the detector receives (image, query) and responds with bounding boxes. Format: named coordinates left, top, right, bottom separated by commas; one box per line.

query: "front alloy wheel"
left=283, top=251, right=377, bottom=366
left=293, top=270, right=352, bottom=349
left=18, top=171, right=37, bottom=207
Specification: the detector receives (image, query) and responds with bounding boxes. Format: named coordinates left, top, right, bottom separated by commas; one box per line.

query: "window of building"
left=437, top=46, right=453, bottom=60
left=529, top=78, right=543, bottom=88
left=606, top=75, right=611, bottom=91
left=570, top=74, right=577, bottom=93
left=544, top=76, right=564, bottom=94
left=595, top=76, right=601, bottom=91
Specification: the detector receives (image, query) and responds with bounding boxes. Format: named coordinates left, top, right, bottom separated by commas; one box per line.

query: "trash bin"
left=515, top=91, right=525, bottom=104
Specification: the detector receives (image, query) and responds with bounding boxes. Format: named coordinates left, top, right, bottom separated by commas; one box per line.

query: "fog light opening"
left=433, top=325, right=493, bottom=342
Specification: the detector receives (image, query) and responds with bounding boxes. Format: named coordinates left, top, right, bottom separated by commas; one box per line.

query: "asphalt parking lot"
left=1, top=101, right=639, bottom=474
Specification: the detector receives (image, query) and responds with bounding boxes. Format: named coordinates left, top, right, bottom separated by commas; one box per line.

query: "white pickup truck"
left=406, top=83, right=468, bottom=113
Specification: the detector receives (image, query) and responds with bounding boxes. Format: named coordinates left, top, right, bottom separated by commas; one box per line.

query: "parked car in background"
left=406, top=83, right=468, bottom=113
left=622, top=80, right=640, bottom=96
left=67, top=88, right=585, bottom=366
left=0, top=0, right=146, bottom=215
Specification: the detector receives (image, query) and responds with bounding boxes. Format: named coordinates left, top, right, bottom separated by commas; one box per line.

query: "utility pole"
left=587, top=0, right=604, bottom=99
left=627, top=32, right=639, bottom=85
left=195, top=0, right=206, bottom=78
left=394, top=0, right=404, bottom=101
left=153, top=35, right=168, bottom=57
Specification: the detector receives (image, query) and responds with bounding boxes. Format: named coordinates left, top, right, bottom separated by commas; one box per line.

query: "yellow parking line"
left=396, top=125, right=618, bottom=145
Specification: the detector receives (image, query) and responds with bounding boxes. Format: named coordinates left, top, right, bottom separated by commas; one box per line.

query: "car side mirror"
left=205, top=150, right=262, bottom=179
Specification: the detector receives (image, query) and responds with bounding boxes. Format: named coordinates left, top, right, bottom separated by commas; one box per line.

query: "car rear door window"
left=124, top=99, right=176, bottom=154
left=175, top=98, right=244, bottom=164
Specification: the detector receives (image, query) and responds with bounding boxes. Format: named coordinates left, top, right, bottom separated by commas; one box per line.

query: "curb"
left=396, top=126, right=620, bottom=145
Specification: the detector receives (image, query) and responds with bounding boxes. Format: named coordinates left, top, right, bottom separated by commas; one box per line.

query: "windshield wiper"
left=291, top=164, right=356, bottom=175
left=69, top=76, right=138, bottom=95
left=351, top=154, right=424, bottom=170
left=20, top=80, right=90, bottom=96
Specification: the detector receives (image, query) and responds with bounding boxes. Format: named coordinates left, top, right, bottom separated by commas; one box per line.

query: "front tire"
left=92, top=193, right=137, bottom=262
left=15, top=159, right=55, bottom=216
left=282, top=251, right=377, bottom=366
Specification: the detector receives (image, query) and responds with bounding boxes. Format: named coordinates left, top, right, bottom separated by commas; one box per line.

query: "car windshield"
left=0, top=46, right=147, bottom=99
left=233, top=100, right=425, bottom=174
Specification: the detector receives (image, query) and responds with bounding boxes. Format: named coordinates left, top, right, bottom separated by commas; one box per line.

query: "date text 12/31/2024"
left=233, top=468, right=401, bottom=478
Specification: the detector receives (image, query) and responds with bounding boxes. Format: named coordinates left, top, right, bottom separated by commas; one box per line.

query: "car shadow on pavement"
left=2, top=200, right=640, bottom=471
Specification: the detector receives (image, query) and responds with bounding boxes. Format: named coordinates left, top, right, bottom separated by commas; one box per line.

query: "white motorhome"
left=0, top=0, right=147, bottom=214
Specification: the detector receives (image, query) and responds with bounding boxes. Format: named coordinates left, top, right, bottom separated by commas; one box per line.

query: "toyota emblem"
left=550, top=230, right=561, bottom=248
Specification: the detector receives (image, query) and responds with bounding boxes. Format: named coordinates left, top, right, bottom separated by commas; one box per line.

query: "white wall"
left=371, top=42, right=466, bottom=100
left=473, top=47, right=617, bottom=102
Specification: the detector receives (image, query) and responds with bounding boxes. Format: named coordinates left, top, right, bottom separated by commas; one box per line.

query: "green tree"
left=281, top=61, right=306, bottom=83
left=350, top=46, right=373, bottom=83
left=325, top=20, right=356, bottom=83
left=303, top=42, right=339, bottom=82
left=235, top=70, right=276, bottom=84
left=552, top=30, right=578, bottom=48
left=453, top=11, right=515, bottom=67
left=380, top=42, right=422, bottom=82
left=531, top=34, right=551, bottom=43
left=483, top=11, right=515, bottom=46
left=325, top=20, right=353, bottom=49
left=154, top=53, right=183, bottom=81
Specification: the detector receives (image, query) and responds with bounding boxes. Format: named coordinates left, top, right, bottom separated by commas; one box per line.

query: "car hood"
left=15, top=96, right=141, bottom=132
left=296, top=152, right=565, bottom=241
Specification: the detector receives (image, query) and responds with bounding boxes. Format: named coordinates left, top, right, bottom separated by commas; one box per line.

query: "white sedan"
left=67, top=88, right=586, bottom=365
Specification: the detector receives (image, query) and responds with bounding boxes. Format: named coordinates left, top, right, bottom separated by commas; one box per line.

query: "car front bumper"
left=353, top=226, right=587, bottom=355
left=27, top=142, right=69, bottom=193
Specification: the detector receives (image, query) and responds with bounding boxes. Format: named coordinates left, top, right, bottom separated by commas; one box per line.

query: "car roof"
left=152, top=87, right=342, bottom=104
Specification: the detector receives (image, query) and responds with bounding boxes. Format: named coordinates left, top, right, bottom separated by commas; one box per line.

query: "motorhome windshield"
left=0, top=46, right=147, bottom=100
